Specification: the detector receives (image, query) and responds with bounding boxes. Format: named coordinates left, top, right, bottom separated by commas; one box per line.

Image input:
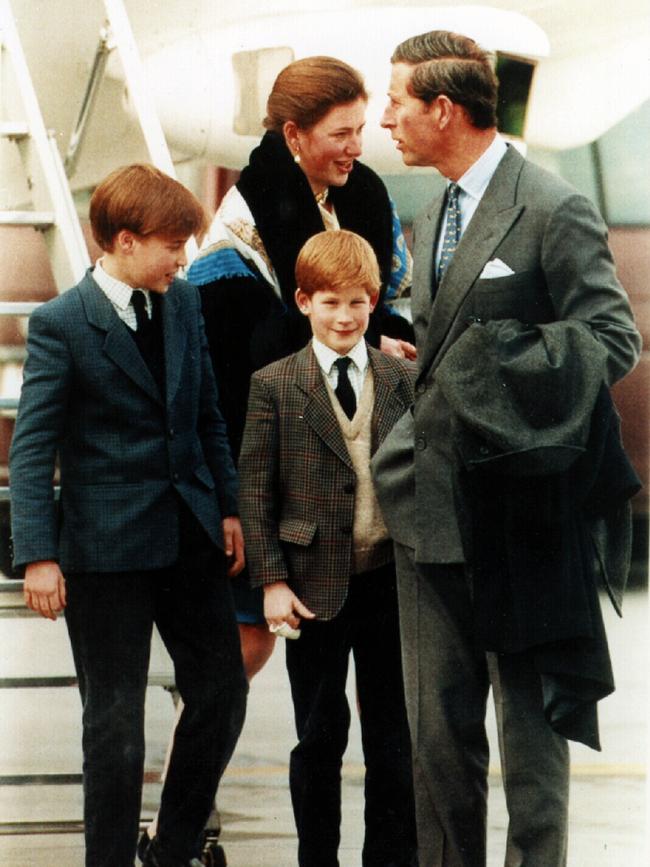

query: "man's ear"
left=436, top=95, right=455, bottom=130
left=369, top=291, right=379, bottom=312
left=295, top=288, right=311, bottom=315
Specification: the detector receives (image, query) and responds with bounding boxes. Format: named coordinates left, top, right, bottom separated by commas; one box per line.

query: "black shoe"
left=201, top=830, right=227, bottom=867
left=141, top=834, right=203, bottom=867
left=137, top=830, right=152, bottom=863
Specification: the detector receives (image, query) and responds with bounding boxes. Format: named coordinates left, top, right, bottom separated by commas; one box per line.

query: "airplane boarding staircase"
left=0, top=0, right=179, bottom=835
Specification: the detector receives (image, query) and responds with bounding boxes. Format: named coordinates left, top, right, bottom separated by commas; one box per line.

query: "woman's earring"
left=294, top=152, right=301, bottom=164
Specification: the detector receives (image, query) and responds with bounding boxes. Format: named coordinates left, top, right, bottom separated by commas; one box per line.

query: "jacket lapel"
left=296, top=345, right=354, bottom=469
left=161, top=283, right=187, bottom=406
left=418, top=146, right=525, bottom=376
left=368, top=347, right=412, bottom=447
left=411, top=191, right=444, bottom=338
left=80, top=272, right=163, bottom=404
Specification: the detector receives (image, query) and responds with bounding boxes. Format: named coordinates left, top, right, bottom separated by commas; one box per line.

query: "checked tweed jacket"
left=238, top=342, right=415, bottom=620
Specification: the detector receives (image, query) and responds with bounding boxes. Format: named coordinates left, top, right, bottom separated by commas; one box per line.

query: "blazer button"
left=478, top=445, right=490, bottom=456
left=343, top=482, right=355, bottom=494
left=172, top=472, right=180, bottom=482
left=168, top=427, right=175, bottom=438
left=416, top=436, right=427, bottom=451
left=340, top=526, right=352, bottom=535
left=416, top=382, right=427, bottom=395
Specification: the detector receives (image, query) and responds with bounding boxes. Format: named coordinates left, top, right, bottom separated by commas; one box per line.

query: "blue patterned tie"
left=437, top=182, right=461, bottom=284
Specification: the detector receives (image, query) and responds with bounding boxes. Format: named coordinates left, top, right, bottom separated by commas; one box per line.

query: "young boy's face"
left=295, top=284, right=377, bottom=355
left=113, top=232, right=189, bottom=293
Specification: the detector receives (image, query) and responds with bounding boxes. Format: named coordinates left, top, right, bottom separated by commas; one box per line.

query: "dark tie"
left=334, top=357, right=356, bottom=420
left=131, top=290, right=150, bottom=333
left=436, top=182, right=461, bottom=284
left=129, top=290, right=165, bottom=394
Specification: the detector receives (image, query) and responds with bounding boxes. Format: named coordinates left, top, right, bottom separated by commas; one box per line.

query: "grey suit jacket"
left=238, top=342, right=415, bottom=619
left=9, top=270, right=238, bottom=572
left=373, top=145, right=641, bottom=564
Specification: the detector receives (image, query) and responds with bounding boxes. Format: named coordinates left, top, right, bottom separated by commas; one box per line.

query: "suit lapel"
left=80, top=273, right=163, bottom=404
left=296, top=345, right=354, bottom=469
left=161, top=283, right=187, bottom=406
left=418, top=146, right=525, bottom=376
left=411, top=191, right=444, bottom=336
left=368, top=347, right=412, bottom=446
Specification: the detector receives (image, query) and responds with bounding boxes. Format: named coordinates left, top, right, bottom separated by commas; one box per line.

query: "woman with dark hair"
left=188, top=56, right=415, bottom=683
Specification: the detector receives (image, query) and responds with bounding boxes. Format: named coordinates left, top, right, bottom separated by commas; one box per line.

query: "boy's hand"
left=263, top=581, right=315, bottom=631
left=222, top=516, right=245, bottom=576
left=380, top=335, right=417, bottom=360
left=24, top=560, right=66, bottom=621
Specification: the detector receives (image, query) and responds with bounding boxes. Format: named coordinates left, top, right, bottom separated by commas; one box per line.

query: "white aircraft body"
left=2, top=0, right=649, bottom=201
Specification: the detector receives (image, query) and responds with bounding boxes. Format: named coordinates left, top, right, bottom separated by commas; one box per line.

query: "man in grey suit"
left=374, top=31, right=642, bottom=866
left=9, top=164, right=248, bottom=867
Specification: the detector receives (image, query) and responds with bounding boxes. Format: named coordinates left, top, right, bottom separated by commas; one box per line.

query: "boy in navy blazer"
left=238, top=230, right=417, bottom=867
left=9, top=164, right=248, bottom=867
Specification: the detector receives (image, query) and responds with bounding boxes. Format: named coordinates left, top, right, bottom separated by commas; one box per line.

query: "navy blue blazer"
left=9, top=269, right=238, bottom=573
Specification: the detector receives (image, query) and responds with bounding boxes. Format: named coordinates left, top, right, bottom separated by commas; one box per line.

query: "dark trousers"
left=394, top=543, right=569, bottom=867
left=285, top=562, right=417, bottom=867
left=64, top=511, right=248, bottom=867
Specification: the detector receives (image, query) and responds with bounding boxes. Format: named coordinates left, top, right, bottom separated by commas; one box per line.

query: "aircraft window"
left=531, top=100, right=650, bottom=226
left=232, top=47, right=295, bottom=136
left=593, top=99, right=650, bottom=225
left=495, top=54, right=535, bottom=140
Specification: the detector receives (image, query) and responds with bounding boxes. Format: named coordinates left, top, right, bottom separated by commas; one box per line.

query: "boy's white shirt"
left=93, top=258, right=152, bottom=329
left=311, top=336, right=368, bottom=403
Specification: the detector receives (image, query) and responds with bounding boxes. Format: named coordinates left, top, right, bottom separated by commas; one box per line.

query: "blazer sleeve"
left=9, top=307, right=72, bottom=567
left=238, top=373, right=289, bottom=587
left=541, top=192, right=641, bottom=385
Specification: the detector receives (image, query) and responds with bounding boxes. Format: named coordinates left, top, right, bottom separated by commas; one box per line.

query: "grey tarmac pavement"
left=0, top=588, right=646, bottom=866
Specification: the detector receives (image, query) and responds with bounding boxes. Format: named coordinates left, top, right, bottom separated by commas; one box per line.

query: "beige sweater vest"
left=327, top=369, right=393, bottom=575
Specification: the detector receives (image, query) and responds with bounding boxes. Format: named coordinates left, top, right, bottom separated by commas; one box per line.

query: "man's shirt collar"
left=455, top=134, right=508, bottom=203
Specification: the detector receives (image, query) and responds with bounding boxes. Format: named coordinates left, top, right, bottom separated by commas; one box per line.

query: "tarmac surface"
left=0, top=583, right=646, bottom=866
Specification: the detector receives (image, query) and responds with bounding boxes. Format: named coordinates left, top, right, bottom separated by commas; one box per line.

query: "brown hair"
left=391, top=31, right=497, bottom=129
left=264, top=56, right=368, bottom=133
left=89, top=163, right=208, bottom=251
left=295, top=230, right=380, bottom=297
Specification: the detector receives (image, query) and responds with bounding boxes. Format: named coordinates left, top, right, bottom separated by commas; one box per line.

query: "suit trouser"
left=64, top=512, right=248, bottom=867
left=394, top=543, right=569, bottom=867
left=284, top=562, right=418, bottom=867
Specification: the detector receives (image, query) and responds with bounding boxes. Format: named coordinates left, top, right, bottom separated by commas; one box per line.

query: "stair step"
left=0, top=302, right=41, bottom=315
left=0, top=121, right=29, bottom=140
left=0, top=211, right=54, bottom=228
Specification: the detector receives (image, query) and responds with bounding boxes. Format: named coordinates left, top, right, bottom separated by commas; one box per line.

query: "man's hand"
left=263, top=581, right=315, bottom=631
left=222, top=516, right=245, bottom=576
left=380, top=334, right=417, bottom=360
left=24, top=560, right=66, bottom=621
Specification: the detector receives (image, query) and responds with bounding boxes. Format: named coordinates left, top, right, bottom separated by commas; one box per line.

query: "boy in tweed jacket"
left=239, top=230, right=417, bottom=867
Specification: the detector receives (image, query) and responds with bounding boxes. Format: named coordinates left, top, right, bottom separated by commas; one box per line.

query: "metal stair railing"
left=0, top=0, right=186, bottom=833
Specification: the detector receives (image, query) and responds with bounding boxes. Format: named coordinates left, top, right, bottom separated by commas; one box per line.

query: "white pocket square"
left=479, top=258, right=515, bottom=279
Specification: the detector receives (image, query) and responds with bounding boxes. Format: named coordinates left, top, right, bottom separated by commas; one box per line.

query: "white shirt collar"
left=93, top=258, right=150, bottom=311
left=311, top=336, right=368, bottom=375
left=455, top=134, right=508, bottom=203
